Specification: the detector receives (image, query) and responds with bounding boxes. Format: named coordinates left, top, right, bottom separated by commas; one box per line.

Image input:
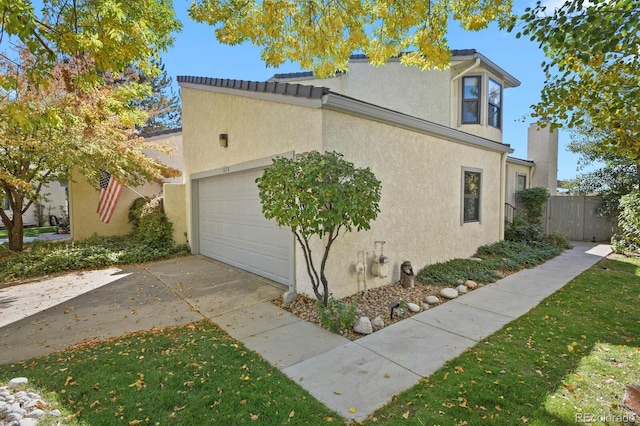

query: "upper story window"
left=461, top=76, right=480, bottom=124
left=459, top=75, right=504, bottom=130
left=488, top=78, right=502, bottom=128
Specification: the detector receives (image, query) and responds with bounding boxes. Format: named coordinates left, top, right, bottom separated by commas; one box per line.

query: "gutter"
left=321, top=92, right=513, bottom=154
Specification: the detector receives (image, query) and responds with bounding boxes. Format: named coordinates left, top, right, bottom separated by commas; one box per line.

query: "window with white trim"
left=462, top=168, right=482, bottom=223
left=461, top=76, right=480, bottom=124
left=488, top=78, right=502, bottom=128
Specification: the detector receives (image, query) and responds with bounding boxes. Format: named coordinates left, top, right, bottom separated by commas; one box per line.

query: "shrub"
left=0, top=235, right=190, bottom=283
left=611, top=192, right=640, bottom=254
left=137, top=211, right=174, bottom=249
left=128, top=197, right=148, bottom=228
left=516, top=187, right=550, bottom=225
left=317, top=297, right=357, bottom=332
left=418, top=239, right=566, bottom=287
left=505, top=216, right=544, bottom=243
left=417, top=258, right=502, bottom=286
left=127, top=195, right=176, bottom=250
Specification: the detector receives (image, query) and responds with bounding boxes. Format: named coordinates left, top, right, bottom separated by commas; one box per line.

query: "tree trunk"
left=2, top=193, right=25, bottom=252
left=8, top=210, right=24, bottom=252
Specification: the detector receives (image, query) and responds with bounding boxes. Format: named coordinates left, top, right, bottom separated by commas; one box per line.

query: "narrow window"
left=516, top=173, right=527, bottom=192
left=462, top=168, right=482, bottom=223
left=488, top=78, right=502, bottom=128
left=461, top=76, right=480, bottom=124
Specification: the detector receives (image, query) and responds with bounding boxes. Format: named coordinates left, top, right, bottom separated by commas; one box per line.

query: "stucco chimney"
left=527, top=123, right=558, bottom=194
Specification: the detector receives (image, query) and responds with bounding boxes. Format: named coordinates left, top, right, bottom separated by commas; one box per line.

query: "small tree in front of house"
left=517, top=187, right=550, bottom=225
left=256, top=151, right=382, bottom=307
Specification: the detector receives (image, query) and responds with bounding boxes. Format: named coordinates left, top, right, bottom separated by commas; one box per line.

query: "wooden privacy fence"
left=540, top=196, right=618, bottom=242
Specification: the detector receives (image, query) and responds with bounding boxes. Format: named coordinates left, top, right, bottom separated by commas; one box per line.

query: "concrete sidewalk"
left=218, top=242, right=611, bottom=422
left=0, top=242, right=611, bottom=423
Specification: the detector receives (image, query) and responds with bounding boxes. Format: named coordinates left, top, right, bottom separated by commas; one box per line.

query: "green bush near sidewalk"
left=417, top=237, right=571, bottom=287
left=0, top=235, right=189, bottom=283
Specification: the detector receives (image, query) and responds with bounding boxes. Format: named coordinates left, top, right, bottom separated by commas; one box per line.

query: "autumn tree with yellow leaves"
left=514, top=0, right=639, bottom=159
left=0, top=0, right=182, bottom=251
left=189, top=0, right=513, bottom=77
left=0, top=51, right=178, bottom=251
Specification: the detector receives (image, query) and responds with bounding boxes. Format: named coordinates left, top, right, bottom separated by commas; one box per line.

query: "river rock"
left=407, top=302, right=420, bottom=312
left=440, top=287, right=459, bottom=299
left=282, top=290, right=297, bottom=303
left=7, top=378, right=27, bottom=389
left=424, top=295, right=440, bottom=305
left=371, top=316, right=385, bottom=330
left=353, top=317, right=373, bottom=335
left=456, top=285, right=468, bottom=294
left=465, top=280, right=478, bottom=289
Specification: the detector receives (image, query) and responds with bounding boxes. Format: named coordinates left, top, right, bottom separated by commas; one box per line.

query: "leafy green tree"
left=189, top=0, right=513, bottom=77
left=516, top=187, right=549, bottom=225
left=136, top=61, right=182, bottom=133
left=565, top=125, right=640, bottom=219
left=611, top=192, right=640, bottom=254
left=0, top=0, right=181, bottom=87
left=256, top=151, right=382, bottom=306
left=514, top=0, right=639, bottom=159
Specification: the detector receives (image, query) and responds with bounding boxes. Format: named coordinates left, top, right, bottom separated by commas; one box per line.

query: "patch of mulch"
left=273, top=282, right=449, bottom=341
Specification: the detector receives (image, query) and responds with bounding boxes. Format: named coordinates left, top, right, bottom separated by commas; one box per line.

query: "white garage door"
left=197, top=168, right=292, bottom=286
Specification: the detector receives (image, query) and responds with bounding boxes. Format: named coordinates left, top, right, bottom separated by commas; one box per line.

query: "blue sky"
left=160, top=1, right=586, bottom=181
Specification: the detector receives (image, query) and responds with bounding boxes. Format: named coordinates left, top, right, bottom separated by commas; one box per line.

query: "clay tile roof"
left=177, top=75, right=329, bottom=99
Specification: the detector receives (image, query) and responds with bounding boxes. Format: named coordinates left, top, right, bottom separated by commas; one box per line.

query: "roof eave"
left=322, top=93, right=514, bottom=154
left=452, top=52, right=521, bottom=88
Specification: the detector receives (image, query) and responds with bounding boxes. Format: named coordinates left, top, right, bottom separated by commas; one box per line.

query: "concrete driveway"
left=0, top=255, right=285, bottom=364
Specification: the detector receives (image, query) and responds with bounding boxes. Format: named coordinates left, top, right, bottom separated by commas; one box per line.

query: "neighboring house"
left=176, top=50, right=545, bottom=299
left=68, top=128, right=187, bottom=243
left=1, top=181, right=68, bottom=229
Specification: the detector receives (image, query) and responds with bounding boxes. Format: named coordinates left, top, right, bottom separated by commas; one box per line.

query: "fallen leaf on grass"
left=402, top=411, right=410, bottom=419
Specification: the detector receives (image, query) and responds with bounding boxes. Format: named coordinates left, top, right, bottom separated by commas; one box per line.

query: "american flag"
left=97, top=169, right=124, bottom=223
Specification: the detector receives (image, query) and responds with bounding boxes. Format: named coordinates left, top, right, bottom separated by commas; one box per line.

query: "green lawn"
left=364, top=254, right=640, bottom=425
left=0, top=321, right=342, bottom=425
left=2, top=245, right=638, bottom=425
left=0, top=226, right=58, bottom=239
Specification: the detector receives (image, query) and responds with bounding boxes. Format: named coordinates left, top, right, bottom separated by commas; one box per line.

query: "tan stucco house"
left=175, top=49, right=548, bottom=299
left=68, top=128, right=187, bottom=243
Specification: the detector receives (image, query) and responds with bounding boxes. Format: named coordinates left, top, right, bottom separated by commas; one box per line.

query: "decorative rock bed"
left=0, top=378, right=62, bottom=426
left=274, top=278, right=485, bottom=340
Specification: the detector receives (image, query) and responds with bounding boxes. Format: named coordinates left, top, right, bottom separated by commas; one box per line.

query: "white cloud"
left=538, top=0, right=570, bottom=10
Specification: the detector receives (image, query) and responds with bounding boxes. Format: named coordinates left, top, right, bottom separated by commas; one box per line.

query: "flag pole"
left=125, top=185, right=149, bottom=200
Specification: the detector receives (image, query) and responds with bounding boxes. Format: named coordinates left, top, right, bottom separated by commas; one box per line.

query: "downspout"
left=499, top=152, right=507, bottom=240
left=450, top=58, right=482, bottom=128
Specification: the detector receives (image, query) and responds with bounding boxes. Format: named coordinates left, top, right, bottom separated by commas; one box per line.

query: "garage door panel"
left=197, top=168, right=292, bottom=286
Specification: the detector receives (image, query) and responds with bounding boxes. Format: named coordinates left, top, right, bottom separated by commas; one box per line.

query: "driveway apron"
left=0, top=256, right=284, bottom=364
